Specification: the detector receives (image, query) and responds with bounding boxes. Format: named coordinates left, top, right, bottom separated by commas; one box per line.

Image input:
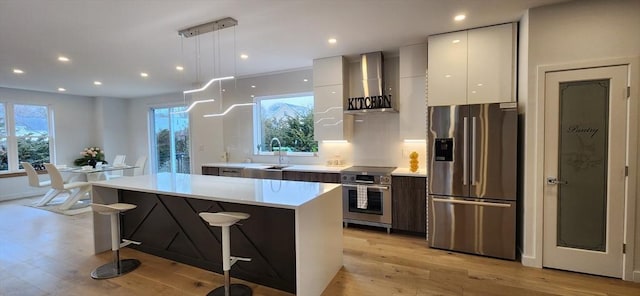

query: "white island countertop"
left=91, top=172, right=340, bottom=209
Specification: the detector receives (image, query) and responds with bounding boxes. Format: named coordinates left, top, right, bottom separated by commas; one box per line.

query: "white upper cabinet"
left=428, top=23, right=516, bottom=106
left=313, top=56, right=346, bottom=87
left=399, top=43, right=428, bottom=140
left=427, top=30, right=468, bottom=106
left=467, top=23, right=516, bottom=103
left=313, top=56, right=353, bottom=141
left=400, top=43, right=429, bottom=78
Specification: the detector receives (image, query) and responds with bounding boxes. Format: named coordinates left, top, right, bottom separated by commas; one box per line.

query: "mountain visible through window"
left=255, top=94, right=317, bottom=154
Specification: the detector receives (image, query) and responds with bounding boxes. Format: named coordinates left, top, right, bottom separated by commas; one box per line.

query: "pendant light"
left=174, top=17, right=238, bottom=114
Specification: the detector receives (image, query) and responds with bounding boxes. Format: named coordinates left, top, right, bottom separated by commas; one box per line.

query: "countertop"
left=392, top=168, right=427, bottom=177
left=91, top=173, right=341, bottom=209
left=202, top=162, right=346, bottom=173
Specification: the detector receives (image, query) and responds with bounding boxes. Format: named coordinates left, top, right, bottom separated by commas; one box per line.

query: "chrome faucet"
left=270, top=137, right=283, bottom=166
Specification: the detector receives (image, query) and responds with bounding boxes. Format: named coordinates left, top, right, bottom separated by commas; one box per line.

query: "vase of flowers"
left=74, top=147, right=107, bottom=168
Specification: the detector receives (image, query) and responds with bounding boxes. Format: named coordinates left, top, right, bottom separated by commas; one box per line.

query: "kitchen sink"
left=243, top=167, right=285, bottom=179
left=264, top=165, right=289, bottom=170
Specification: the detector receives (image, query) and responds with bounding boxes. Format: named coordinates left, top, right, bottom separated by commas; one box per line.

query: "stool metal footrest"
left=90, top=259, right=141, bottom=279
left=207, top=283, right=252, bottom=296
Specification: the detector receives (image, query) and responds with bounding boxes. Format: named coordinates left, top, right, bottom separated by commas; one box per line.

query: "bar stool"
left=199, top=212, right=252, bottom=296
left=90, top=203, right=141, bottom=279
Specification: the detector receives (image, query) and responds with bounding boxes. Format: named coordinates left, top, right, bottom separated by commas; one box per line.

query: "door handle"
left=463, top=116, right=468, bottom=185
left=546, top=177, right=568, bottom=185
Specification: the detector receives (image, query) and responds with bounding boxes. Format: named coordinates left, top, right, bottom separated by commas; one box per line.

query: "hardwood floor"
left=1, top=198, right=640, bottom=296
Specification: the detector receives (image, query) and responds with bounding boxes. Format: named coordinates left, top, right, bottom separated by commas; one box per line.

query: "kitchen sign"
left=347, top=94, right=393, bottom=111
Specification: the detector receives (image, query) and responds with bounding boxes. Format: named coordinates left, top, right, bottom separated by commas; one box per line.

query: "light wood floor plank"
left=1, top=199, right=640, bottom=295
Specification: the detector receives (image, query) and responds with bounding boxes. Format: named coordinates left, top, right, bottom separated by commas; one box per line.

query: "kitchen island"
left=91, top=173, right=343, bottom=296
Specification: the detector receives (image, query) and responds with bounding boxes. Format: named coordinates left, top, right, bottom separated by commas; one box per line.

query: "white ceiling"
left=0, top=0, right=568, bottom=99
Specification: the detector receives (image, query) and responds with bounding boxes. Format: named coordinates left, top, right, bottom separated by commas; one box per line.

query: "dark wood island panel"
left=118, top=190, right=297, bottom=293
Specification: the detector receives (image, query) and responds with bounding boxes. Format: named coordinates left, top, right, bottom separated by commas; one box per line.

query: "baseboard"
left=521, top=254, right=540, bottom=268
left=633, top=271, right=640, bottom=283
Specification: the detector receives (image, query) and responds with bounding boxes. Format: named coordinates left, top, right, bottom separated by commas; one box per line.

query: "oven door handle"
left=342, top=184, right=390, bottom=190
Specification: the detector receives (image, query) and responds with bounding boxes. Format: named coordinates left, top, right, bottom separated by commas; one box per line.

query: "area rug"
left=26, top=195, right=92, bottom=216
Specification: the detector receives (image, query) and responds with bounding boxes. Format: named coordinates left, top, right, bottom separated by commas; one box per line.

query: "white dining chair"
left=105, top=154, right=127, bottom=180
left=132, top=156, right=147, bottom=176
left=43, top=163, right=92, bottom=211
left=22, top=162, right=65, bottom=207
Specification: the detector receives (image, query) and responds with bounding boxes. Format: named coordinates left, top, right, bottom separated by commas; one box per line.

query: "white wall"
left=0, top=87, right=96, bottom=200
left=95, top=97, right=133, bottom=164
left=521, top=0, right=640, bottom=280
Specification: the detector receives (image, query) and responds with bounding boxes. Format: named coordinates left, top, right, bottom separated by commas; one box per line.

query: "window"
left=0, top=103, right=53, bottom=172
left=150, top=106, right=190, bottom=174
left=0, top=104, right=6, bottom=171
left=253, top=93, right=317, bottom=155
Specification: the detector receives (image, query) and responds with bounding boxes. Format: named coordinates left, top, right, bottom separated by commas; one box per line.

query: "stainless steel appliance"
left=428, top=103, right=517, bottom=260
left=341, top=166, right=396, bottom=233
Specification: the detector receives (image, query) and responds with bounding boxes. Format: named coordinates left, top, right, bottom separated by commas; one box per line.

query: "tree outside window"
left=255, top=94, right=318, bottom=154
left=0, top=103, right=51, bottom=172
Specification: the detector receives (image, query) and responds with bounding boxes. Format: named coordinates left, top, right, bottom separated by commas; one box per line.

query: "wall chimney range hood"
left=344, top=52, right=397, bottom=114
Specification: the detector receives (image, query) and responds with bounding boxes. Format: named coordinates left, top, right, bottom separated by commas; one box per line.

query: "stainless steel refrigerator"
left=427, top=103, right=517, bottom=260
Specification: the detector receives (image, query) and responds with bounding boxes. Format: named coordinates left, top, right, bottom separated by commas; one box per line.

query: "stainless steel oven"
left=341, top=166, right=395, bottom=233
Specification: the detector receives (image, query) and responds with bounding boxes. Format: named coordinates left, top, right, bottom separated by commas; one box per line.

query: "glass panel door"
left=151, top=106, right=190, bottom=174
left=557, top=79, right=609, bottom=251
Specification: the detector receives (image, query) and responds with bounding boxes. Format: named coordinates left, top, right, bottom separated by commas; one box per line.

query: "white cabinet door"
left=399, top=76, right=427, bottom=139
left=427, top=31, right=467, bottom=106
left=313, top=56, right=345, bottom=87
left=314, top=84, right=352, bottom=141
left=467, top=23, right=516, bottom=103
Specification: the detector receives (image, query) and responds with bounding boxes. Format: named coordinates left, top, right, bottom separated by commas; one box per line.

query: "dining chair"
left=43, top=163, right=92, bottom=211
left=22, top=162, right=65, bottom=207
left=132, top=156, right=147, bottom=176
left=105, top=154, right=127, bottom=180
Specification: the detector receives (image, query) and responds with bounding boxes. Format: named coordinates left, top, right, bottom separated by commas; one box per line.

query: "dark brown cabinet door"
left=392, top=176, right=427, bottom=233
left=201, top=166, right=220, bottom=176
left=282, top=171, right=340, bottom=183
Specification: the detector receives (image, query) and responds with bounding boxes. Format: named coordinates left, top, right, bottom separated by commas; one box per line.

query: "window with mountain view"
left=254, top=93, right=318, bottom=155
left=0, top=103, right=53, bottom=172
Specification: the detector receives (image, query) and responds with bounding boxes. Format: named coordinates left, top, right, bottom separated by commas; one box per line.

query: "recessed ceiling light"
left=452, top=39, right=460, bottom=44
left=13, top=68, right=24, bottom=74
left=251, top=85, right=256, bottom=88
left=140, top=72, right=149, bottom=77
left=331, top=91, right=336, bottom=94
left=58, top=56, right=70, bottom=62
left=303, top=79, right=308, bottom=82
left=222, top=89, right=226, bottom=92
left=250, top=95, right=255, bottom=98
left=94, top=81, right=102, bottom=86
left=454, top=14, right=466, bottom=21
left=58, top=87, right=66, bottom=92
left=477, top=83, right=483, bottom=86
left=240, top=54, right=249, bottom=60
left=445, top=74, right=452, bottom=78
left=176, top=65, right=184, bottom=71
left=328, top=38, right=337, bottom=44
left=472, top=91, right=477, bottom=94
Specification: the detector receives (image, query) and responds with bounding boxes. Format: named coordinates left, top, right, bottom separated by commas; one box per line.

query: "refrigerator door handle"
left=463, top=116, right=468, bottom=185
left=432, top=198, right=512, bottom=208
left=472, top=116, right=477, bottom=185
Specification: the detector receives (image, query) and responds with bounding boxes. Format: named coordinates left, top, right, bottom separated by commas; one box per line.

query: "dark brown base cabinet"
left=201, top=166, right=219, bottom=176
left=282, top=171, right=340, bottom=183
left=391, top=176, right=427, bottom=234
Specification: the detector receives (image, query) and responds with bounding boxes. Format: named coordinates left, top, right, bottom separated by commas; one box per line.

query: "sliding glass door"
left=151, top=106, right=190, bottom=174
